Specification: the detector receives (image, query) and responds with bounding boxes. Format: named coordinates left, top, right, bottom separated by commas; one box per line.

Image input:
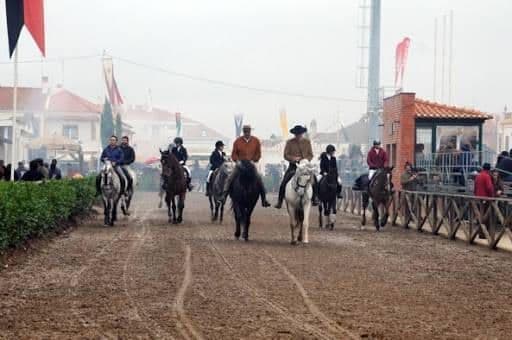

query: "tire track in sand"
left=172, top=243, right=204, bottom=340
left=200, top=226, right=336, bottom=340
left=263, top=249, right=359, bottom=340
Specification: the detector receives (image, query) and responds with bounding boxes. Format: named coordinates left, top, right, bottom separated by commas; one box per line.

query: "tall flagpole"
left=10, top=47, right=18, bottom=181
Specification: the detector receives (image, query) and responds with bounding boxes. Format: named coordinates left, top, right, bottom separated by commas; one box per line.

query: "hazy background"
left=0, top=0, right=510, bottom=137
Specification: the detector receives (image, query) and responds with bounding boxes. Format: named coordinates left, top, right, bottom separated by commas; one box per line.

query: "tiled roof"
left=0, top=87, right=100, bottom=113
left=415, top=98, right=491, bottom=120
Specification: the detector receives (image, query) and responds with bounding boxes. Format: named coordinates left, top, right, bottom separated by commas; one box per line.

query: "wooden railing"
left=340, top=187, right=512, bottom=250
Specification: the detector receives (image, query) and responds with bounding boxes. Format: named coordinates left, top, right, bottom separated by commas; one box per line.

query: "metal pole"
left=433, top=18, right=438, bottom=101
left=448, top=10, right=454, bottom=104
left=367, top=0, right=381, bottom=146
left=10, top=47, right=18, bottom=181
left=441, top=14, right=447, bottom=102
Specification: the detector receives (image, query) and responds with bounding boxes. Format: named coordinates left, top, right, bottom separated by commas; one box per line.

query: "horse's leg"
left=103, top=198, right=109, bottom=226
left=233, top=205, right=242, bottom=239
left=318, top=203, right=323, bottom=228
left=287, top=204, right=297, bottom=245
left=243, top=208, right=251, bottom=241
left=380, top=203, right=389, bottom=228
left=209, top=195, right=215, bottom=221
left=302, top=201, right=311, bottom=243
left=177, top=194, right=184, bottom=223
left=330, top=198, right=337, bottom=230
left=111, top=198, right=117, bottom=226
left=220, top=201, right=225, bottom=224
left=362, top=192, right=368, bottom=226
left=171, top=196, right=178, bottom=224
left=372, top=201, right=380, bottom=231
left=166, top=194, right=173, bottom=223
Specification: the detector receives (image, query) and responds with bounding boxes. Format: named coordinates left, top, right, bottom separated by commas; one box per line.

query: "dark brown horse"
left=358, top=167, right=393, bottom=231
left=318, top=167, right=339, bottom=230
left=160, top=150, right=187, bottom=224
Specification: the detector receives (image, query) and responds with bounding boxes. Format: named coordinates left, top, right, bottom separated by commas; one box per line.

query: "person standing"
left=14, top=161, right=26, bottom=181
left=223, top=125, right=271, bottom=207
left=49, top=159, right=62, bottom=180
left=400, top=162, right=418, bottom=225
left=474, top=163, right=495, bottom=239
left=367, top=140, right=388, bottom=180
left=21, top=160, right=45, bottom=182
left=274, top=125, right=318, bottom=209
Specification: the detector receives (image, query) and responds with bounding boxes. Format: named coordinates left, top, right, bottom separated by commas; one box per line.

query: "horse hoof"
left=291, top=241, right=297, bottom=246
left=243, top=238, right=249, bottom=242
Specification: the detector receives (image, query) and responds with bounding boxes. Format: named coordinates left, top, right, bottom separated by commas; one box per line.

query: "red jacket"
left=367, top=147, right=388, bottom=169
left=474, top=170, right=494, bottom=198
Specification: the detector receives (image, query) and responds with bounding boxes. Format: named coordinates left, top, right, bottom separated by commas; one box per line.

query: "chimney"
left=41, top=76, right=49, bottom=94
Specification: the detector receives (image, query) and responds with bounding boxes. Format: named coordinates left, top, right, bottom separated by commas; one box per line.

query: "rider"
left=223, top=125, right=271, bottom=207
left=319, top=144, right=343, bottom=199
left=274, top=125, right=319, bottom=209
left=96, top=135, right=127, bottom=195
left=120, top=136, right=136, bottom=192
left=367, top=140, right=388, bottom=180
left=171, top=137, right=194, bottom=191
left=207, top=141, right=226, bottom=179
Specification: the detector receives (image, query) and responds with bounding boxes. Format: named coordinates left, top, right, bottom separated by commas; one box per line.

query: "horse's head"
left=221, top=160, right=235, bottom=176
left=100, top=160, right=115, bottom=191
left=160, top=150, right=173, bottom=177
left=294, top=160, right=315, bottom=195
left=371, top=167, right=393, bottom=199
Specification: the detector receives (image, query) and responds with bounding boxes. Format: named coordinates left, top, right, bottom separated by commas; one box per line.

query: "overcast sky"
left=0, top=0, right=510, bottom=138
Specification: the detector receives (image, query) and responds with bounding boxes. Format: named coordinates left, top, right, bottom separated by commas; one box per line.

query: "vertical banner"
left=234, top=114, right=243, bottom=137
left=175, top=112, right=182, bottom=137
left=103, top=56, right=124, bottom=108
left=279, top=109, right=288, bottom=137
left=394, top=37, right=411, bottom=89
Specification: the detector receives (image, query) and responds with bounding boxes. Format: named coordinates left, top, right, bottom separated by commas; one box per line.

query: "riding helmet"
left=215, top=140, right=225, bottom=148
left=373, top=140, right=381, bottom=146
left=174, top=137, right=183, bottom=145
left=326, top=144, right=336, bottom=153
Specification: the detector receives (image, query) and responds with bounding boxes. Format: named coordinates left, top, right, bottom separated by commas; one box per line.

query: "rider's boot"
left=274, top=181, right=286, bottom=209
left=95, top=175, right=101, bottom=196
left=261, top=192, right=271, bottom=208
left=187, top=177, right=194, bottom=192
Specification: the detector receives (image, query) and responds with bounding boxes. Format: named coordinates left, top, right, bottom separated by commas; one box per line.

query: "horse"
left=100, top=160, right=122, bottom=226
left=284, top=160, right=315, bottom=245
left=207, top=161, right=234, bottom=223
left=359, top=167, right=393, bottom=231
left=318, top=167, right=339, bottom=230
left=120, top=166, right=137, bottom=216
left=160, top=150, right=187, bottom=224
left=229, top=160, right=260, bottom=241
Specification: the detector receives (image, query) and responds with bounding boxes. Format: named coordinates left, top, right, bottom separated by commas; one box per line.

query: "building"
left=496, top=109, right=512, bottom=153
left=382, top=92, right=492, bottom=189
left=0, top=86, right=102, bottom=170
left=123, top=106, right=229, bottom=164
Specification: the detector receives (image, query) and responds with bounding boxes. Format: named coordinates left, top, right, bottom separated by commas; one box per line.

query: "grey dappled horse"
left=207, top=161, right=234, bottom=223
left=100, top=160, right=122, bottom=226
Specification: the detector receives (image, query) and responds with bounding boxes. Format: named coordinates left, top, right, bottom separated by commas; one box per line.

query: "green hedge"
left=0, top=177, right=96, bottom=251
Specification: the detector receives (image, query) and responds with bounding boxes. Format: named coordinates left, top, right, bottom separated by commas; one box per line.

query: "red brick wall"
left=382, top=93, right=416, bottom=190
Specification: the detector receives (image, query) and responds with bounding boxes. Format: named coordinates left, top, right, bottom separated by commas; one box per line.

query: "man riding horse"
left=120, top=136, right=136, bottom=192
left=223, top=125, right=271, bottom=207
left=171, top=137, right=193, bottom=191
left=96, top=135, right=127, bottom=195
left=367, top=140, right=388, bottom=179
left=274, top=125, right=319, bottom=209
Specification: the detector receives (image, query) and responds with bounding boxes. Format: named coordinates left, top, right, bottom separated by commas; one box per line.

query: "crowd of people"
left=0, top=158, right=63, bottom=182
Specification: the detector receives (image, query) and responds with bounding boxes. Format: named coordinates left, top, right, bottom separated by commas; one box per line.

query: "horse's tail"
left=295, top=197, right=304, bottom=223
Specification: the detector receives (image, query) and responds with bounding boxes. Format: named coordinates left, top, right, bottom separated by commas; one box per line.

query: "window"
left=391, top=144, right=397, bottom=167
left=63, top=125, right=79, bottom=140
left=91, top=122, right=97, bottom=141
left=416, top=127, right=432, bottom=164
left=436, top=126, right=479, bottom=153
left=506, top=136, right=510, bottom=151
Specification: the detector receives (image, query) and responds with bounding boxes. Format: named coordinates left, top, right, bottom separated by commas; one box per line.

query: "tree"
left=100, top=98, right=114, bottom=149
left=115, top=113, right=123, bottom=139
left=349, top=144, right=363, bottom=160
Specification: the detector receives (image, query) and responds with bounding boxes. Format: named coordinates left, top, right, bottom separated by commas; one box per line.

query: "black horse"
left=318, top=167, right=339, bottom=230
left=160, top=150, right=187, bottom=224
left=355, top=167, right=393, bottom=231
left=229, top=160, right=260, bottom=241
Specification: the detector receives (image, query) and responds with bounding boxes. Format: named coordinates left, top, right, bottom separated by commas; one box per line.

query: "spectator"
left=21, top=160, right=45, bottom=182
left=496, top=151, right=509, bottom=168
left=491, top=169, right=505, bottom=197
left=4, top=164, right=12, bottom=181
left=496, top=152, right=512, bottom=181
left=33, top=159, right=49, bottom=179
left=49, top=159, right=62, bottom=180
left=400, top=162, right=418, bottom=191
left=0, top=160, right=5, bottom=180
left=474, top=163, right=494, bottom=198
left=14, top=161, right=26, bottom=181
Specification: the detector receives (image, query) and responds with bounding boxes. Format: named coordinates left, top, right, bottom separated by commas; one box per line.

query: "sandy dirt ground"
left=1, top=192, right=512, bottom=339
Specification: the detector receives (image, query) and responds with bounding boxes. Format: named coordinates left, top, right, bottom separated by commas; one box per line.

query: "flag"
left=175, top=112, right=182, bottom=137
left=234, top=114, right=243, bottom=137
left=279, top=109, right=288, bottom=137
left=394, top=37, right=411, bottom=89
left=103, top=56, right=124, bottom=106
left=5, top=0, right=46, bottom=57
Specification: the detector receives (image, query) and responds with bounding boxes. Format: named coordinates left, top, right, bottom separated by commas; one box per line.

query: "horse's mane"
left=161, top=151, right=186, bottom=193
left=236, top=160, right=258, bottom=183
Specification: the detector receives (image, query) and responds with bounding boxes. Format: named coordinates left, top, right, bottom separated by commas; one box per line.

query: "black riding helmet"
left=326, top=144, right=336, bottom=154
left=174, top=137, right=183, bottom=145
left=215, top=140, right=225, bottom=148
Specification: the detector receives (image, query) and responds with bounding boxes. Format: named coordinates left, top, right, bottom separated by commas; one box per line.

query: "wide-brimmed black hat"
left=290, top=125, right=307, bottom=135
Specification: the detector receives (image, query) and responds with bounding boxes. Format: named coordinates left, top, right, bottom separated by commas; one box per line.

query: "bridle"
left=292, top=167, right=313, bottom=197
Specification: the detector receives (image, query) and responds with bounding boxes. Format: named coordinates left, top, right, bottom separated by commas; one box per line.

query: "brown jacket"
left=231, top=136, right=262, bottom=162
left=283, top=138, right=313, bottom=162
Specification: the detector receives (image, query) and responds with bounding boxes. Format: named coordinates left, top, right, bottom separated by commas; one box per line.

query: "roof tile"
left=414, top=98, right=491, bottom=120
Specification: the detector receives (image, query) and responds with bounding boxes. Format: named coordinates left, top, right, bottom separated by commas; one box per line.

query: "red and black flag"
left=5, top=0, right=46, bottom=57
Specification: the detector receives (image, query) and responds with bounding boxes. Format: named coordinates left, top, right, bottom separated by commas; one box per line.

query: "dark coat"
left=209, top=150, right=226, bottom=171
left=171, top=146, right=188, bottom=164
left=21, top=170, right=44, bottom=182
left=120, top=145, right=136, bottom=165
left=49, top=167, right=62, bottom=180
left=101, top=145, right=124, bottom=164
left=320, top=152, right=338, bottom=174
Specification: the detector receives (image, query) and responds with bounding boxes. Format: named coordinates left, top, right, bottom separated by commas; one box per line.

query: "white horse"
left=100, top=160, right=122, bottom=226
left=284, top=160, right=315, bottom=245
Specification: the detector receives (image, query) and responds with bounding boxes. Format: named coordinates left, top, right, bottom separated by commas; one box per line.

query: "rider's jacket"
left=231, top=136, right=261, bottom=162
left=120, top=145, right=136, bottom=165
left=367, top=147, right=388, bottom=170
left=101, top=145, right=124, bottom=164
left=319, top=152, right=338, bottom=174
left=171, top=146, right=188, bottom=164
left=283, top=138, right=313, bottom=163
left=209, top=150, right=226, bottom=171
